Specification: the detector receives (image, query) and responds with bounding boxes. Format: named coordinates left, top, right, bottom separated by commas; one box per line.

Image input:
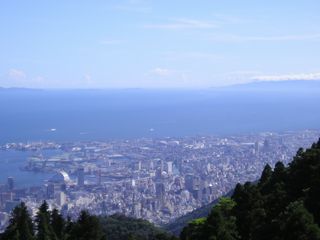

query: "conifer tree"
left=50, top=209, right=65, bottom=240
left=1, top=202, right=35, bottom=240
left=35, top=201, right=57, bottom=240
left=280, top=201, right=320, bottom=240
left=206, top=197, right=239, bottom=240
left=68, top=210, right=106, bottom=240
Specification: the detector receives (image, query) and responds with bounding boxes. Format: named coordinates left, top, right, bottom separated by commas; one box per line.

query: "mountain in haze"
left=219, top=80, right=320, bottom=91
left=1, top=79, right=320, bottom=92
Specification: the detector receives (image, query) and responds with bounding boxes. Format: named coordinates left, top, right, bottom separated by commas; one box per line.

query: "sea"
left=0, top=83, right=320, bottom=187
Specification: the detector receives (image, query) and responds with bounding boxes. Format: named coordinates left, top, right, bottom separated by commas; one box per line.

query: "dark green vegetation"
left=0, top=201, right=106, bottom=240
left=0, top=202, right=176, bottom=240
left=181, top=139, right=320, bottom=240
left=164, top=190, right=233, bottom=235
left=99, top=214, right=175, bottom=240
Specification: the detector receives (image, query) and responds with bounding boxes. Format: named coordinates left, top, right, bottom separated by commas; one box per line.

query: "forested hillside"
left=0, top=202, right=176, bottom=240
left=181, top=139, right=320, bottom=240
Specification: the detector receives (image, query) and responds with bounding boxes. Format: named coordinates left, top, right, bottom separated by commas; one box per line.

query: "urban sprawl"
left=0, top=130, right=319, bottom=231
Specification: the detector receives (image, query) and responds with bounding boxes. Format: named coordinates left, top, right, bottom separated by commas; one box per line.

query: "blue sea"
left=0, top=150, right=59, bottom=188
left=0, top=83, right=320, bottom=187
left=0, top=86, right=320, bottom=143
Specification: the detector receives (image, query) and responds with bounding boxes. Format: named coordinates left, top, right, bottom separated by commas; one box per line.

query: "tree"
left=1, top=202, right=35, bottom=240
left=279, top=201, right=320, bottom=240
left=206, top=197, right=239, bottom=240
left=69, top=210, right=106, bottom=240
left=180, top=218, right=206, bottom=240
left=258, top=164, right=272, bottom=187
left=50, top=209, right=65, bottom=240
left=35, top=201, right=57, bottom=240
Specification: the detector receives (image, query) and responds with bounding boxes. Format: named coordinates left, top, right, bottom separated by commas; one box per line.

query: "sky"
left=0, top=0, right=320, bottom=88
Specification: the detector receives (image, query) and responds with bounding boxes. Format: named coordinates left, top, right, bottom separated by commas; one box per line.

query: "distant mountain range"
left=1, top=80, right=320, bottom=92
left=219, top=80, right=320, bottom=91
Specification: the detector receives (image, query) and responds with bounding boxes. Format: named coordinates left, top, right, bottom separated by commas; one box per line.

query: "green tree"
left=180, top=218, right=206, bottom=240
left=206, top=197, right=239, bottom=240
left=258, top=164, right=272, bottom=187
left=50, top=209, right=65, bottom=240
left=35, top=201, right=57, bottom=240
left=69, top=210, right=106, bottom=240
left=1, top=202, right=35, bottom=240
left=279, top=201, right=320, bottom=240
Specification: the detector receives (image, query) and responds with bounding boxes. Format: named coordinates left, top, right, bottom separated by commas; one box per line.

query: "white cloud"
left=150, top=68, right=172, bottom=77
left=8, top=68, right=26, bottom=80
left=252, top=72, right=320, bottom=81
left=144, top=18, right=218, bottom=30
left=210, top=34, right=320, bottom=42
left=147, top=67, right=189, bottom=84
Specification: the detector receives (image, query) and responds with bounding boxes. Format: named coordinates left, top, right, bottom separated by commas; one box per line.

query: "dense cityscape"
left=0, top=130, right=319, bottom=231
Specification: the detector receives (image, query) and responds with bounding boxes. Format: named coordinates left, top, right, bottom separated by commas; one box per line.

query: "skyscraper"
left=7, top=177, right=14, bottom=191
left=77, top=167, right=85, bottom=187
left=254, top=141, right=260, bottom=157
left=167, top=161, right=173, bottom=175
left=155, top=182, right=165, bottom=206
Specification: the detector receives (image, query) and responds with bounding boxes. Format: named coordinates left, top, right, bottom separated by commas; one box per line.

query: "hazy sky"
left=1, top=0, right=320, bottom=88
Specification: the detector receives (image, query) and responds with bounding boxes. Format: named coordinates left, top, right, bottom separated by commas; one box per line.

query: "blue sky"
left=0, top=0, right=320, bottom=88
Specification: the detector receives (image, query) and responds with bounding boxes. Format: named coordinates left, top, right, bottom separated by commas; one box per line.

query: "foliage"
left=0, top=206, right=177, bottom=240
left=35, top=201, right=57, bottom=240
left=164, top=190, right=233, bottom=235
left=67, top=210, right=105, bottom=240
left=0, top=202, right=34, bottom=240
left=181, top=139, right=320, bottom=240
left=99, top=214, right=177, bottom=240
left=181, top=198, right=239, bottom=240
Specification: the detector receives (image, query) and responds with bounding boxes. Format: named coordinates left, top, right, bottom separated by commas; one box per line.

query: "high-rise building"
left=185, top=174, right=194, bottom=192
left=167, top=161, right=173, bottom=175
left=155, top=168, right=163, bottom=180
left=133, top=161, right=142, bottom=171
left=150, top=160, right=154, bottom=170
left=254, top=141, right=260, bottom=157
left=77, top=167, right=85, bottom=187
left=7, top=177, right=14, bottom=191
left=155, top=182, right=165, bottom=206
left=185, top=174, right=202, bottom=200
left=55, top=191, right=67, bottom=206
left=46, top=183, right=55, bottom=199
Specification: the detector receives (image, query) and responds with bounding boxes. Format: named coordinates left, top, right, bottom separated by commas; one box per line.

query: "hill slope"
left=163, top=190, right=233, bottom=236
left=181, top=139, right=320, bottom=240
left=99, top=214, right=175, bottom=240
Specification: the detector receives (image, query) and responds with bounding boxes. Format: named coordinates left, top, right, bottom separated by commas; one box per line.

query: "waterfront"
left=0, top=150, right=59, bottom=187
left=0, top=130, right=319, bottom=228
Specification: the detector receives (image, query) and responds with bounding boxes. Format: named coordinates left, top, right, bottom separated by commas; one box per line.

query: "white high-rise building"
left=167, top=161, right=173, bottom=175
left=55, top=191, right=67, bottom=206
